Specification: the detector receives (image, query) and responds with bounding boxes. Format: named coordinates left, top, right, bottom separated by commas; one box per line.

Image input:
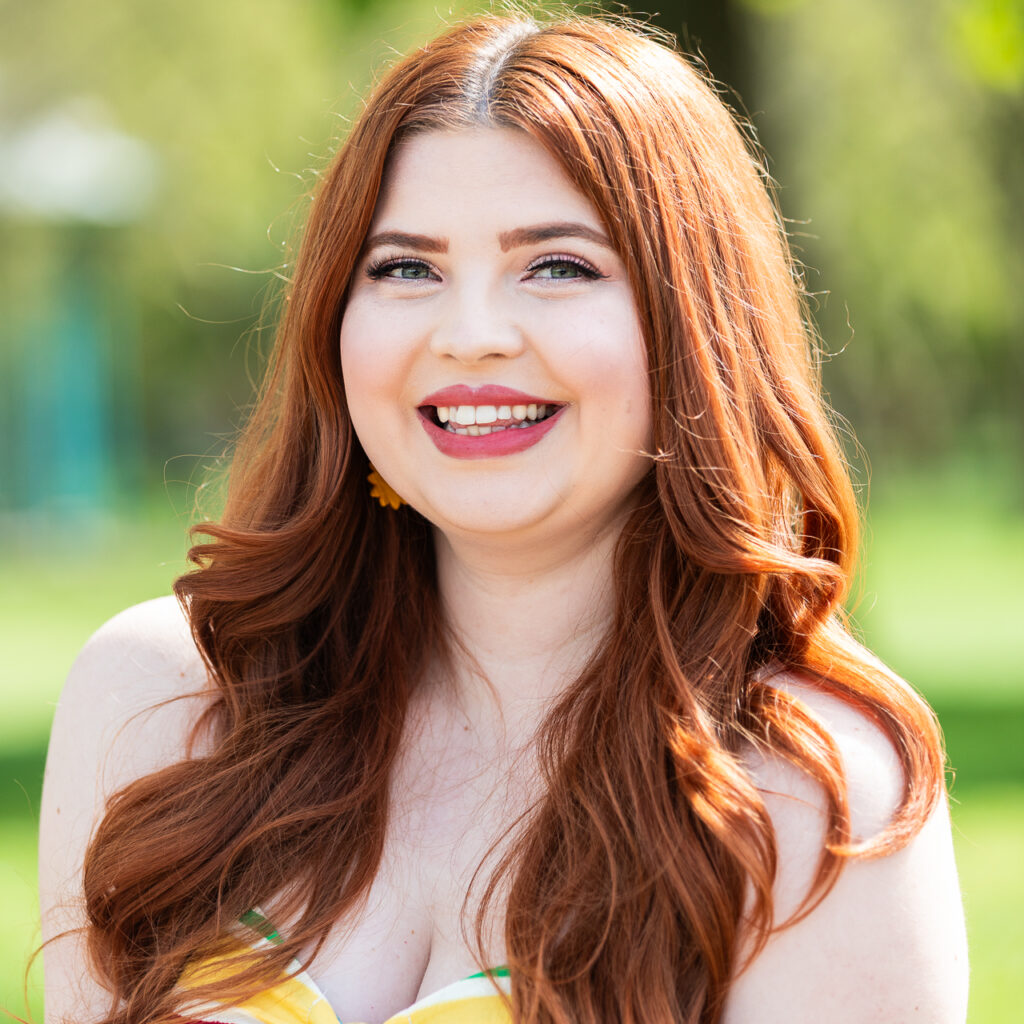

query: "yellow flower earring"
left=367, top=465, right=406, bottom=509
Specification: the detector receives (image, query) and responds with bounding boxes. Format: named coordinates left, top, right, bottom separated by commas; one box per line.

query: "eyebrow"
left=361, top=221, right=612, bottom=256
left=362, top=230, right=449, bottom=254
left=498, top=222, right=612, bottom=251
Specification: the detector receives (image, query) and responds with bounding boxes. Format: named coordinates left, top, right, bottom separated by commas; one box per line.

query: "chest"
left=301, top=711, right=540, bottom=1024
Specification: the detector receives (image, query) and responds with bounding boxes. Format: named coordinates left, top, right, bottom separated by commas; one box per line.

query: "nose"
left=428, top=281, right=525, bottom=363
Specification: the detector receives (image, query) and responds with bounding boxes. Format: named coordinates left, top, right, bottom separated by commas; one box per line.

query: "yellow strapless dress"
left=177, top=912, right=511, bottom=1024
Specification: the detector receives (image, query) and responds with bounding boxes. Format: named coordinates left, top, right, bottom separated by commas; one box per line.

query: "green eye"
left=540, top=262, right=581, bottom=278
left=528, top=256, right=601, bottom=280
left=394, top=263, right=430, bottom=279
left=366, top=257, right=436, bottom=281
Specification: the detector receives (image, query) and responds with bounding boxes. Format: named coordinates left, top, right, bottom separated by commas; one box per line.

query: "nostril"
left=427, top=321, right=526, bottom=362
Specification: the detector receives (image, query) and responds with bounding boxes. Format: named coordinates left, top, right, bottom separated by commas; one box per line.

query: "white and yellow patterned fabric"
left=178, top=912, right=512, bottom=1024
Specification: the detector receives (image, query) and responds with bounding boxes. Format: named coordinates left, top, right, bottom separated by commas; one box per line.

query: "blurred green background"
left=1, top=0, right=1021, bottom=1019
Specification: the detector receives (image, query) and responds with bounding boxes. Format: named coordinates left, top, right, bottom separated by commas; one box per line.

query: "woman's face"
left=340, top=127, right=651, bottom=550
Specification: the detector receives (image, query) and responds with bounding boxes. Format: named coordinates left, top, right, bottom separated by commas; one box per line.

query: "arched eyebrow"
left=498, top=222, right=612, bottom=251
left=363, top=230, right=449, bottom=253
left=362, top=222, right=612, bottom=256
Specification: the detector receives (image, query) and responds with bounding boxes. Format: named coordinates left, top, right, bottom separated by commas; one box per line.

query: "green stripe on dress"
left=239, top=908, right=283, bottom=946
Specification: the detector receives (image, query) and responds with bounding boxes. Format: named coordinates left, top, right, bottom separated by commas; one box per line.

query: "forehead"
left=371, top=127, right=603, bottom=234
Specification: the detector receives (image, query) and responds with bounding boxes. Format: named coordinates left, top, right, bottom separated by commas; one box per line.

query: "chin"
left=412, top=487, right=561, bottom=540
left=427, top=507, right=556, bottom=542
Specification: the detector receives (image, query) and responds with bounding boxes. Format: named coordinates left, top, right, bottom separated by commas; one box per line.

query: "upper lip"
left=419, top=384, right=561, bottom=407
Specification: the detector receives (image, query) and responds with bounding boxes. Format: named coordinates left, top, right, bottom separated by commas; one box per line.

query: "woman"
left=39, top=11, right=968, bottom=1024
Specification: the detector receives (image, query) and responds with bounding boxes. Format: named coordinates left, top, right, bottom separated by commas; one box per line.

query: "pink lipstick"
left=418, top=385, right=566, bottom=459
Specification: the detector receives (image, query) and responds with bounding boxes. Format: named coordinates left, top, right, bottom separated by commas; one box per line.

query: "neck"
left=431, top=521, right=622, bottom=733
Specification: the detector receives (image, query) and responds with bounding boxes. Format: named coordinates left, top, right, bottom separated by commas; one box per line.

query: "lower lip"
left=418, top=407, right=565, bottom=459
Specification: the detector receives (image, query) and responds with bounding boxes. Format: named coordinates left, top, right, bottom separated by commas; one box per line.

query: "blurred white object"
left=0, top=97, right=157, bottom=224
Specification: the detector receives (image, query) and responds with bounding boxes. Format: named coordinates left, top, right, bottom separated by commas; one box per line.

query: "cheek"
left=338, top=306, right=407, bottom=456
left=340, top=298, right=423, bottom=389
left=553, top=310, right=650, bottom=444
left=339, top=316, right=371, bottom=429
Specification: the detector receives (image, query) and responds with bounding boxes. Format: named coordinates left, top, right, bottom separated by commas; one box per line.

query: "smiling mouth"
left=423, top=402, right=563, bottom=436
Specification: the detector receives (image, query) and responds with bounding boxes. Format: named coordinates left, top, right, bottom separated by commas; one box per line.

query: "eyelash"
left=524, top=254, right=606, bottom=280
left=363, top=253, right=608, bottom=281
left=364, top=256, right=436, bottom=281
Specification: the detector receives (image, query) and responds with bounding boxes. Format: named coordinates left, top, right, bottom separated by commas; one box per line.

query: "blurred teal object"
left=20, top=237, right=110, bottom=510
left=0, top=100, right=156, bottom=514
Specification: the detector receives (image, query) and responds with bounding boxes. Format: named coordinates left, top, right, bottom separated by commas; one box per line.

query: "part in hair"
left=82, top=12, right=944, bottom=1024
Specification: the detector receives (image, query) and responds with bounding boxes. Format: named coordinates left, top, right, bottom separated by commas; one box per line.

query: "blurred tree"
left=2, top=0, right=1020, bottom=514
left=746, top=0, right=1022, bottom=463
left=629, top=0, right=1023, bottom=470
left=0, top=0, right=471, bottom=510
left=953, top=0, right=1024, bottom=92
left=621, top=0, right=752, bottom=101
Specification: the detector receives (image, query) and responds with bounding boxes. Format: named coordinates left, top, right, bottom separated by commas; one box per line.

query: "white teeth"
left=433, top=401, right=559, bottom=433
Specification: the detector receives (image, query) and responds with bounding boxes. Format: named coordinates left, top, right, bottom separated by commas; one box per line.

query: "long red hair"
left=83, top=12, right=944, bottom=1024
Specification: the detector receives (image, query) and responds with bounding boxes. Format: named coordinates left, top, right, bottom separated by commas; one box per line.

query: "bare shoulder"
left=40, top=596, right=212, bottom=1022
left=50, top=595, right=210, bottom=792
left=66, top=592, right=205, bottom=695
left=724, top=670, right=968, bottom=1024
left=745, top=671, right=905, bottom=843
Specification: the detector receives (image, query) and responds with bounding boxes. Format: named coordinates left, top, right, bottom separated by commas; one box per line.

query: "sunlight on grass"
left=856, top=471, right=1024, bottom=703
left=952, top=786, right=1024, bottom=1023
left=0, top=507, right=190, bottom=750
left=1, top=503, right=190, bottom=1018
left=1, top=816, right=42, bottom=1018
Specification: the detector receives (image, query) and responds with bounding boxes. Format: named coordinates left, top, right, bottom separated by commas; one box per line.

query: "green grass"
left=856, top=494, right=1024, bottom=702
left=2, top=476, right=1021, bottom=1020
left=952, top=786, right=1024, bottom=1022
left=1, top=502, right=188, bottom=1017
left=0, top=507, right=191, bottom=752
left=1, top=814, right=41, bottom=1018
